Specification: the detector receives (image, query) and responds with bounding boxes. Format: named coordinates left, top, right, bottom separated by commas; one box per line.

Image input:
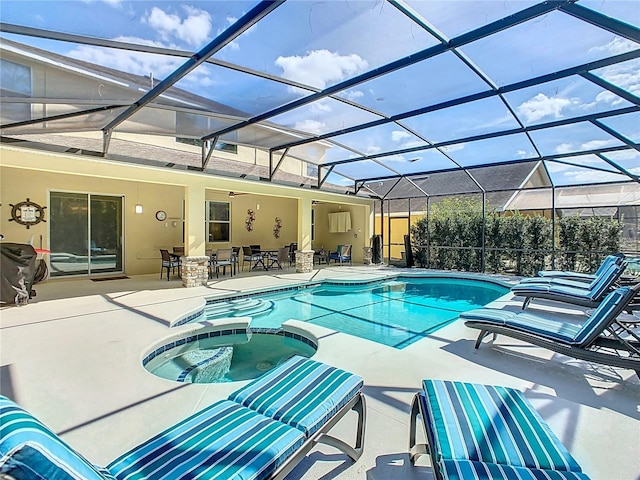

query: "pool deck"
left=1, top=265, right=639, bottom=479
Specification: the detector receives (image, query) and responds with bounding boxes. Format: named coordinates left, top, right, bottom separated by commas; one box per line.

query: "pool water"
left=205, top=277, right=509, bottom=349
left=147, top=332, right=317, bottom=383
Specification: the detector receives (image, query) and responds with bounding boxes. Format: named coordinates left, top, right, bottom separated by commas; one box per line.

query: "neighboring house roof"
left=369, top=160, right=549, bottom=213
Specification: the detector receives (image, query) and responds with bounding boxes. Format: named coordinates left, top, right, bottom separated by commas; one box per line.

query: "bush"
left=411, top=199, right=622, bottom=275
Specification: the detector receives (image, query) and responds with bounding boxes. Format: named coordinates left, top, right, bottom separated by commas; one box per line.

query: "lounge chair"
left=409, top=379, right=591, bottom=480
left=534, top=253, right=624, bottom=282
left=520, top=254, right=624, bottom=284
left=329, top=244, right=352, bottom=266
left=0, top=356, right=366, bottom=480
left=461, top=284, right=640, bottom=377
left=511, top=260, right=627, bottom=309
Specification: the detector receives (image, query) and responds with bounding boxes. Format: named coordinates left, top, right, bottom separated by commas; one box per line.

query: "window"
left=207, top=201, right=230, bottom=242
left=0, top=59, right=31, bottom=123
left=311, top=207, right=315, bottom=242
left=176, top=137, right=237, bottom=154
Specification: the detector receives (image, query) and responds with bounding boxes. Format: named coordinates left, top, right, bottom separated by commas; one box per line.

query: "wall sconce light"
left=135, top=204, right=143, bottom=214
left=228, top=192, right=235, bottom=198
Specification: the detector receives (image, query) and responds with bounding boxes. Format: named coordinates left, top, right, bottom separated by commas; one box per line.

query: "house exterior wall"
left=1, top=145, right=373, bottom=277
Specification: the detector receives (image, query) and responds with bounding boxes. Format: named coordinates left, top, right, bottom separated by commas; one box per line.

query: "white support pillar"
left=297, top=197, right=313, bottom=251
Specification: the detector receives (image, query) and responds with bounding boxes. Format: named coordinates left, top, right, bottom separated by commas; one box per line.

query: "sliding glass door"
left=49, top=192, right=123, bottom=277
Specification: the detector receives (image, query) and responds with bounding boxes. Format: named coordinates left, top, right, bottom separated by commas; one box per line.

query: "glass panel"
left=173, top=62, right=311, bottom=117
left=216, top=0, right=439, bottom=81
left=528, top=121, right=625, bottom=156
left=0, top=58, right=31, bottom=95
left=401, top=96, right=520, bottom=143
left=504, top=76, right=634, bottom=127
left=337, top=52, right=488, bottom=117
left=208, top=201, right=230, bottom=221
left=375, top=148, right=457, bottom=175
left=545, top=158, right=629, bottom=186
left=208, top=222, right=230, bottom=242
left=333, top=160, right=399, bottom=180
left=445, top=133, right=537, bottom=167
left=580, top=1, right=640, bottom=28
left=50, top=192, right=89, bottom=277
left=270, top=97, right=382, bottom=136
left=598, top=149, right=640, bottom=177
left=331, top=123, right=425, bottom=158
left=459, top=11, right=637, bottom=86
left=597, top=112, right=640, bottom=143
left=89, top=195, right=122, bottom=274
left=1, top=1, right=252, bottom=49
left=406, top=0, right=540, bottom=39
left=591, top=58, right=640, bottom=101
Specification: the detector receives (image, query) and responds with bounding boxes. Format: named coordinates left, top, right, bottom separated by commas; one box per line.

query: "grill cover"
left=1, top=243, right=37, bottom=305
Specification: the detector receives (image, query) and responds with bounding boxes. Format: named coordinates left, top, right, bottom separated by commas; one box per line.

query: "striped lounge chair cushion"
left=107, top=400, right=304, bottom=480
left=422, top=380, right=583, bottom=472
left=228, top=355, right=363, bottom=436
left=440, top=460, right=591, bottom=480
left=0, top=395, right=115, bottom=480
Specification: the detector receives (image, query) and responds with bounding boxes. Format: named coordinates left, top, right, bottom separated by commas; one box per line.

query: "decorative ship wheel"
left=9, top=198, right=47, bottom=229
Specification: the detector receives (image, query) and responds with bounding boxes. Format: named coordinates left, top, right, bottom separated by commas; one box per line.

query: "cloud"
left=294, top=119, right=326, bottom=134
left=555, top=143, right=573, bottom=154
left=275, top=49, right=368, bottom=90
left=441, top=143, right=465, bottom=153
left=143, top=5, right=212, bottom=47
left=517, top=93, right=575, bottom=123
left=341, top=89, right=364, bottom=101
left=590, top=37, right=638, bottom=56
left=581, top=139, right=618, bottom=150
left=68, top=40, right=182, bottom=79
left=391, top=130, right=410, bottom=142
left=366, top=145, right=381, bottom=154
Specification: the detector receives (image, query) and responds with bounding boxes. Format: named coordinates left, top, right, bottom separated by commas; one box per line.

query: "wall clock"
left=155, top=210, right=167, bottom=221
left=9, top=198, right=47, bottom=229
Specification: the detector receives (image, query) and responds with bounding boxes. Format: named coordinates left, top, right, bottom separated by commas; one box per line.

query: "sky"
left=1, top=0, right=639, bottom=187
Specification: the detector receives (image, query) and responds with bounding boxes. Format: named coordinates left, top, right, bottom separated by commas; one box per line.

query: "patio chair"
left=209, top=248, right=233, bottom=278
left=0, top=356, right=366, bottom=480
left=268, top=246, right=291, bottom=270
left=522, top=254, right=624, bottom=284
left=242, top=245, right=262, bottom=271
left=329, top=244, right=352, bottom=266
left=159, top=249, right=180, bottom=281
left=461, top=284, right=640, bottom=377
left=511, top=260, right=627, bottom=309
left=288, top=242, right=298, bottom=265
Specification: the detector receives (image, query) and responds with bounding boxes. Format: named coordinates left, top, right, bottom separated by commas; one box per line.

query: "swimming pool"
left=204, top=276, right=509, bottom=349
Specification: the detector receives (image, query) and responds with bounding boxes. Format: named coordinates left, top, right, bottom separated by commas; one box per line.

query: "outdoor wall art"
left=245, top=209, right=256, bottom=231
left=273, top=217, right=282, bottom=238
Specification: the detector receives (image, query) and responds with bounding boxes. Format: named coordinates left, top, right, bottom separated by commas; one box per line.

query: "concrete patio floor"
left=1, top=265, right=639, bottom=479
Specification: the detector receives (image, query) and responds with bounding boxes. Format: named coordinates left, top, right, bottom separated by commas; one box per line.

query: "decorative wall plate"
left=9, top=198, right=46, bottom=229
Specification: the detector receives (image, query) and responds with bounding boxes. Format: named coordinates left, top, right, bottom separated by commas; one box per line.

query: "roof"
left=0, top=0, right=638, bottom=197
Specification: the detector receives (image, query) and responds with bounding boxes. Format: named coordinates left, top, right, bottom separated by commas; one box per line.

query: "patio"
left=1, top=265, right=639, bottom=479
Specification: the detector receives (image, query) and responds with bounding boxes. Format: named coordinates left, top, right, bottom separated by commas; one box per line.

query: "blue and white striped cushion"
left=440, top=459, right=591, bottom=480
left=588, top=263, right=622, bottom=299
left=107, top=400, right=304, bottom=480
left=229, top=355, right=363, bottom=436
left=0, top=395, right=113, bottom=480
left=422, top=380, right=583, bottom=472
